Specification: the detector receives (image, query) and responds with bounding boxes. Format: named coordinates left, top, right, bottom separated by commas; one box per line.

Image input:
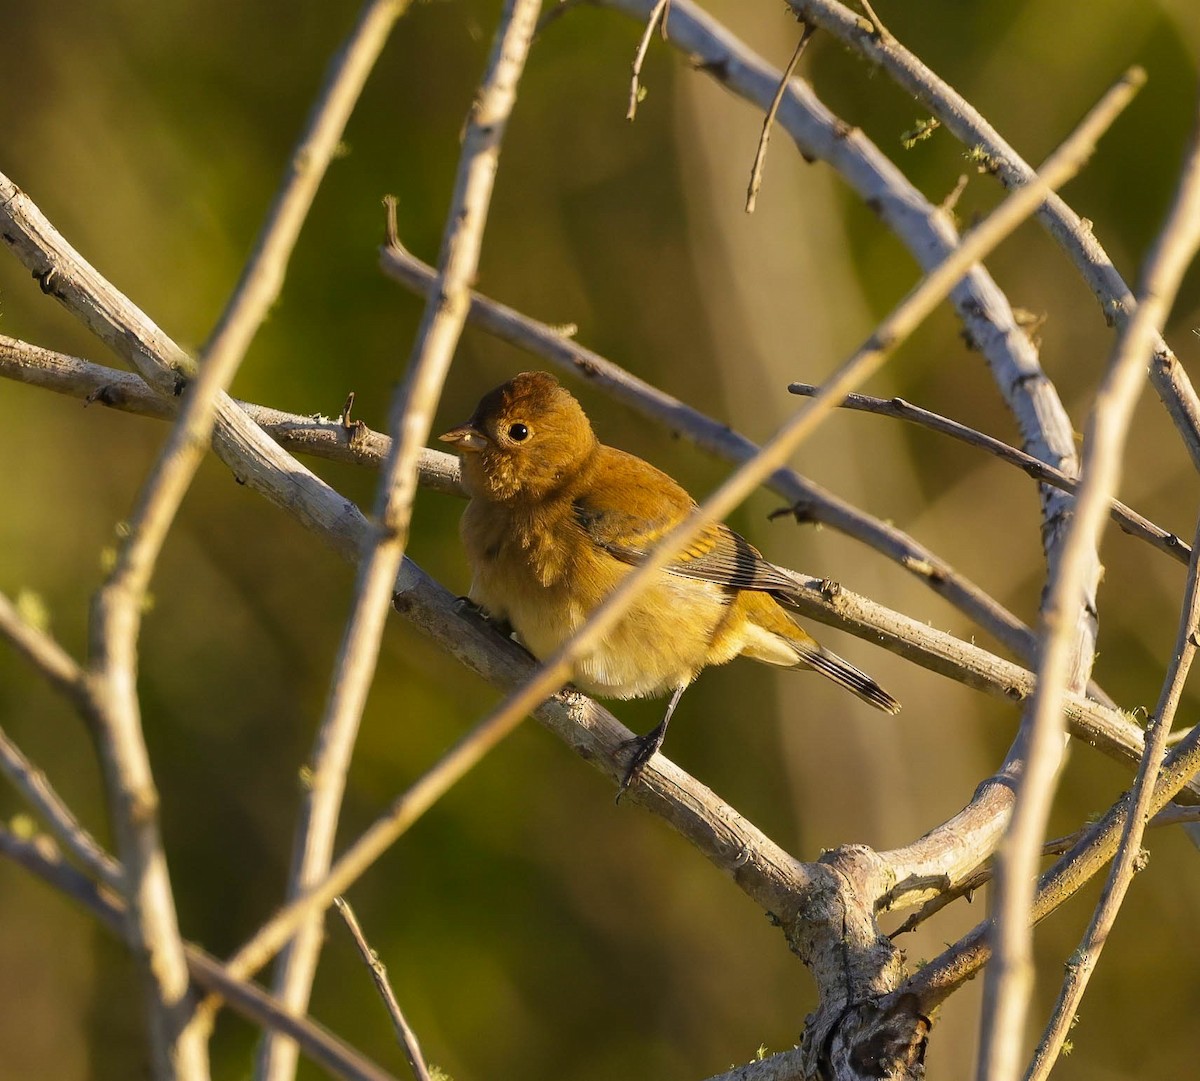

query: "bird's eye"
left=507, top=422, right=529, bottom=442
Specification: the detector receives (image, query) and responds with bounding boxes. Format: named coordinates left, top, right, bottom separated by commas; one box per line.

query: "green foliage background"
left=1, top=1, right=1200, bottom=1078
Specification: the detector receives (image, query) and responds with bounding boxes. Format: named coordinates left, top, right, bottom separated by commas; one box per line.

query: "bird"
left=439, top=371, right=900, bottom=790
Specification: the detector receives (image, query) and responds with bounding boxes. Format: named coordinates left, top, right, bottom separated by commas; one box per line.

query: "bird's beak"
left=438, top=424, right=490, bottom=452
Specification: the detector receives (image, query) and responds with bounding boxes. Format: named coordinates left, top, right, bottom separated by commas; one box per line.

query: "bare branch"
left=890, top=805, right=1200, bottom=939
left=0, top=826, right=401, bottom=1081
left=334, top=897, right=433, bottom=1081
left=979, top=84, right=1200, bottom=1081
left=908, top=679, right=1200, bottom=1014
left=788, top=382, right=1189, bottom=565
left=0, top=335, right=462, bottom=495
left=626, top=0, right=669, bottom=120
left=0, top=589, right=93, bottom=716
left=1022, top=105, right=1200, bottom=1081
left=0, top=725, right=123, bottom=891
left=259, top=4, right=543, bottom=1077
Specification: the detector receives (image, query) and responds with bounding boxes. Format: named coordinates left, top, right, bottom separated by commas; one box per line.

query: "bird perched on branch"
left=440, top=371, right=899, bottom=790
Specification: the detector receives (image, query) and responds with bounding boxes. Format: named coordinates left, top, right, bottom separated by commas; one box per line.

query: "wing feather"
left=572, top=448, right=800, bottom=595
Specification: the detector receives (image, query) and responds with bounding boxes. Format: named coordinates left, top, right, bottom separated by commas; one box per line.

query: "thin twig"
left=1021, top=107, right=1200, bottom=1081
left=977, top=86, right=1200, bottom=1081
left=856, top=0, right=887, bottom=36
left=0, top=725, right=123, bottom=891
left=787, top=381, right=1189, bottom=564
left=0, top=335, right=463, bottom=495
left=626, top=0, right=669, bottom=120
left=258, top=5, right=543, bottom=1078
left=0, top=826, right=401, bottom=1081
left=746, top=24, right=815, bottom=213
left=0, top=590, right=94, bottom=717
left=334, top=898, right=433, bottom=1081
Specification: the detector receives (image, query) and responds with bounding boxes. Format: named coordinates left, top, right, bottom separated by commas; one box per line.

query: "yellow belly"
left=470, top=556, right=730, bottom=700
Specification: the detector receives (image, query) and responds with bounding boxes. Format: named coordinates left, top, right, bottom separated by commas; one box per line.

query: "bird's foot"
left=615, top=726, right=666, bottom=802
left=454, top=597, right=516, bottom=640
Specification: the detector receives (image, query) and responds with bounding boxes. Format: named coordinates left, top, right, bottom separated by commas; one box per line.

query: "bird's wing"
left=572, top=448, right=800, bottom=595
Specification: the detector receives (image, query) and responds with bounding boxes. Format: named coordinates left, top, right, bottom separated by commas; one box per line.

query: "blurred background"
left=2, top=1, right=1200, bottom=1078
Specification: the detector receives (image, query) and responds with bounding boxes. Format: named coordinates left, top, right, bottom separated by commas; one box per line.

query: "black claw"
left=615, top=727, right=667, bottom=800
left=614, top=685, right=688, bottom=802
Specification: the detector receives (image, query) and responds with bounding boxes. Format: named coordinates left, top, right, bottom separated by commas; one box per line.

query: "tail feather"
left=795, top=642, right=901, bottom=715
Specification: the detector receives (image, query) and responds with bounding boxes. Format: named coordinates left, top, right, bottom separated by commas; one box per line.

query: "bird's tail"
left=793, top=640, right=901, bottom=715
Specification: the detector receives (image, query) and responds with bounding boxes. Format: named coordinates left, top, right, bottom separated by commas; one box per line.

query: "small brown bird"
left=440, top=371, right=899, bottom=788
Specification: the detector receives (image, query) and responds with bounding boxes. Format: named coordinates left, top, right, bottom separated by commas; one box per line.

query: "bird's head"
left=439, top=371, right=598, bottom=501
